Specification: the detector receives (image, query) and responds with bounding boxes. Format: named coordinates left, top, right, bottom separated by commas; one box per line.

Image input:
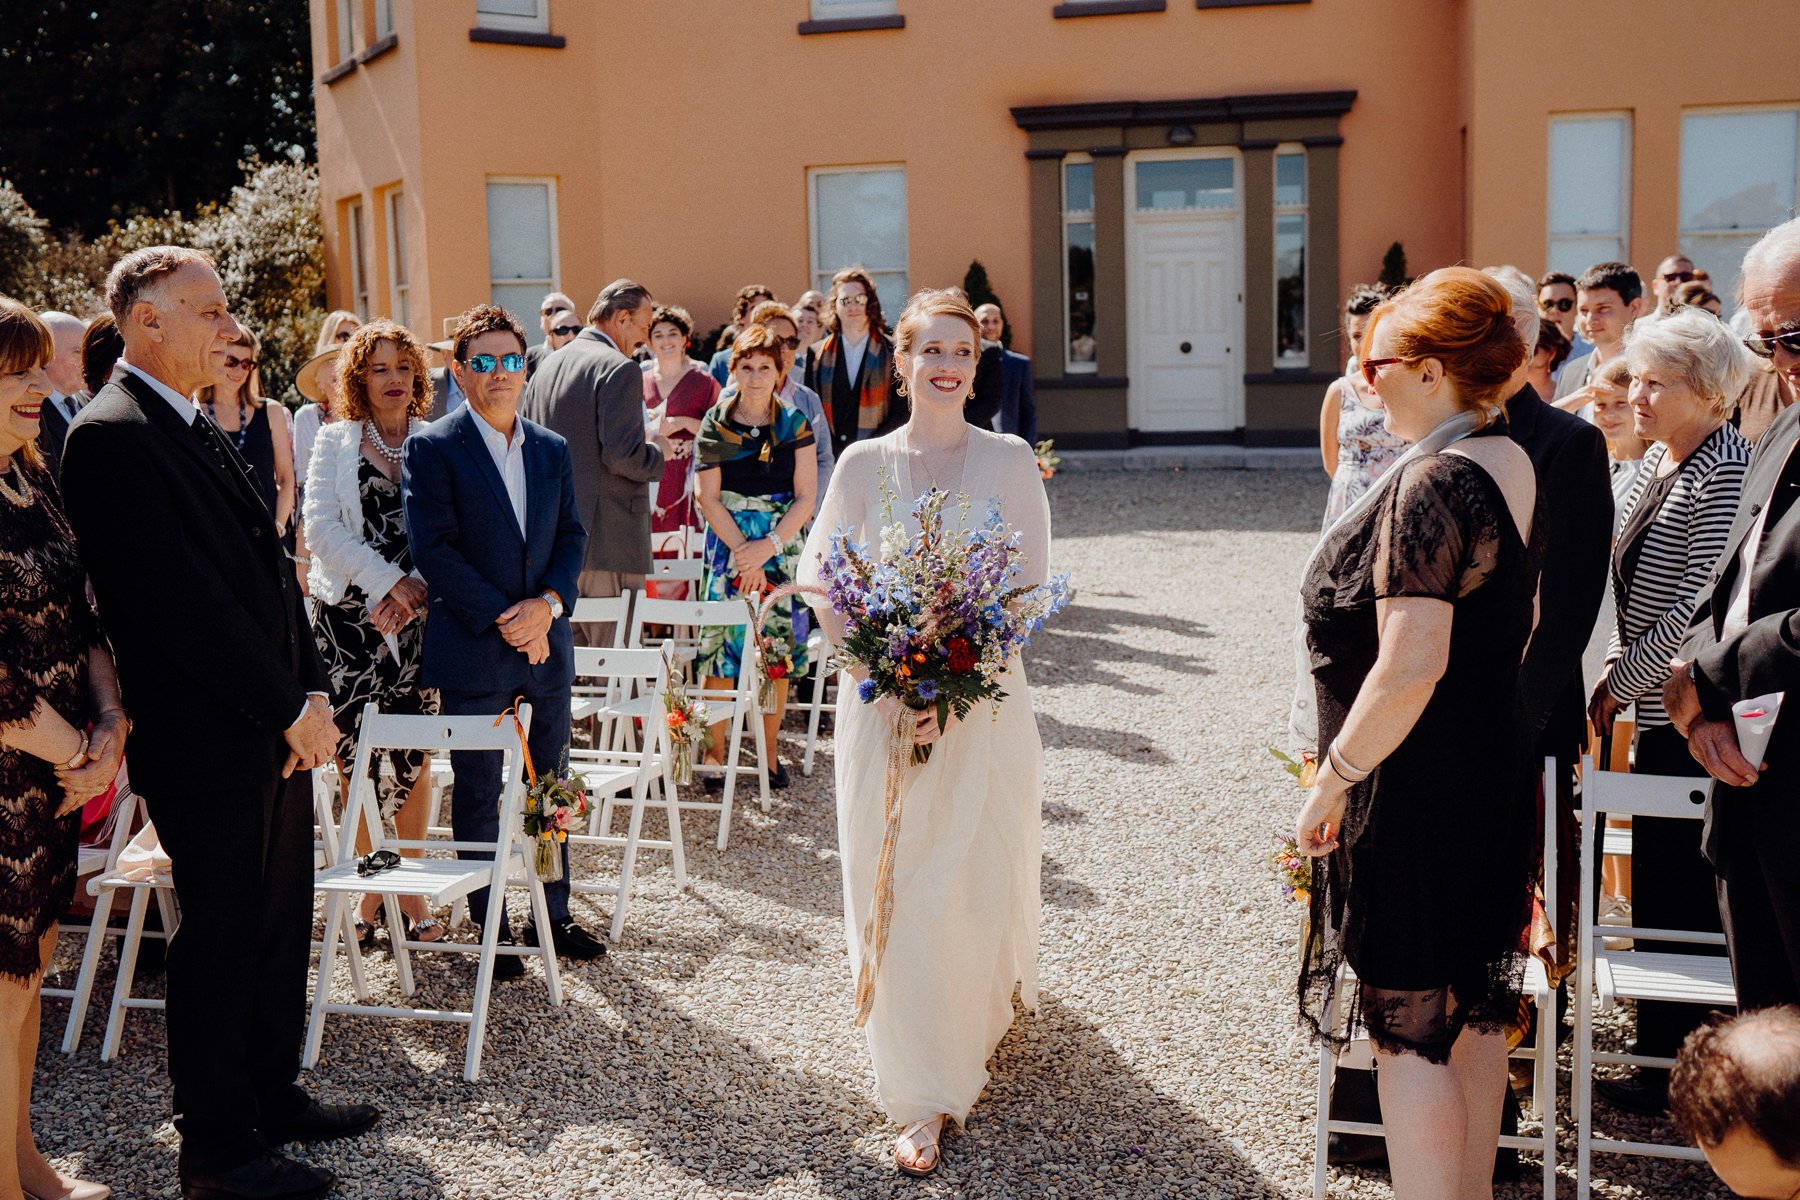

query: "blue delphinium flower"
left=857, top=678, right=879, bottom=704
left=915, top=679, right=939, bottom=702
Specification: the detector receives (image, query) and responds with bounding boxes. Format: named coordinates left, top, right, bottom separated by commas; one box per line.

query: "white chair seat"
left=314, top=852, right=523, bottom=908
left=1595, top=951, right=1735, bottom=1009
left=1602, top=826, right=1631, bottom=858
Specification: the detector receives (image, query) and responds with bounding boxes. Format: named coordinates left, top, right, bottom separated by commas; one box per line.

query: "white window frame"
left=375, top=0, right=395, bottom=38
left=807, top=163, right=909, bottom=317
left=1061, top=153, right=1098, bottom=375
left=386, top=189, right=409, bottom=331
left=485, top=177, right=560, bottom=343
left=333, top=0, right=356, bottom=62
left=1273, top=144, right=1308, bottom=368
left=810, top=0, right=897, bottom=19
left=1546, top=112, right=1632, bottom=275
left=346, top=199, right=370, bottom=320
left=1678, top=103, right=1800, bottom=315
left=475, top=0, right=550, bottom=33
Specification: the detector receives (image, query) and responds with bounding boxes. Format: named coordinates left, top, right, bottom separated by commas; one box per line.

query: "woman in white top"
left=800, top=289, right=1051, bottom=1177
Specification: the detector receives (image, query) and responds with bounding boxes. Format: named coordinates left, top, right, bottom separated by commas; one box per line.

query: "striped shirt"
left=1605, top=422, right=1750, bottom=727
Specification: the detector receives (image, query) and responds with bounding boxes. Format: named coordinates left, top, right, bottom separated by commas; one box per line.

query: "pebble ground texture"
left=36, top=468, right=1732, bottom=1199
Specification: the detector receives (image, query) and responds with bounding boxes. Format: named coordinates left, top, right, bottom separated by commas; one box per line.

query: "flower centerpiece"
left=1034, top=438, right=1061, bottom=481
left=1266, top=747, right=1317, bottom=909
left=661, top=656, right=710, bottom=786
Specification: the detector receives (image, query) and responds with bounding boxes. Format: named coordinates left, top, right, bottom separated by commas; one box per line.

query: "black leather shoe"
left=1595, top=1075, right=1669, bottom=1117
left=260, top=1099, right=381, bottom=1145
left=523, top=918, right=607, bottom=960
left=179, top=1152, right=335, bottom=1200
left=768, top=761, right=790, bottom=789
left=491, top=924, right=525, bottom=981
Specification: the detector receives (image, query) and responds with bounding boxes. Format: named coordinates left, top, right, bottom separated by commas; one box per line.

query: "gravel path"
left=34, top=468, right=1730, bottom=1198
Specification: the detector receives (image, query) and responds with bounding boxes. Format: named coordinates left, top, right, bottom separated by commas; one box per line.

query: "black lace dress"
left=310, top=458, right=439, bottom=815
left=1299, top=427, right=1545, bottom=1062
left=0, top=463, right=98, bottom=981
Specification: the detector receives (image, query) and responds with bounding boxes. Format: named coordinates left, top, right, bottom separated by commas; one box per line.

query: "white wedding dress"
left=799, top=427, right=1052, bottom=1127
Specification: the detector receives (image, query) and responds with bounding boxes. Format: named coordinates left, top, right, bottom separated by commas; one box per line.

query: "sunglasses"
left=1661, top=271, right=1696, bottom=284
left=355, top=849, right=401, bottom=877
left=1744, top=329, right=1800, bottom=359
left=224, top=355, right=257, bottom=370
left=463, top=352, right=526, bottom=373
left=778, top=335, right=802, bottom=350
left=552, top=325, right=582, bottom=338
left=1539, top=297, right=1574, bottom=314
left=836, top=294, right=870, bottom=308
left=1359, top=356, right=1409, bottom=387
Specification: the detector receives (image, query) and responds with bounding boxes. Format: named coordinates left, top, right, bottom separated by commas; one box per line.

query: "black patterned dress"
left=310, top=458, right=439, bottom=814
left=0, top=462, right=97, bottom=981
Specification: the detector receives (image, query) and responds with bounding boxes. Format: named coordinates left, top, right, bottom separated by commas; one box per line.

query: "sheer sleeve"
left=798, top=439, right=878, bottom=618
left=990, top=435, right=1051, bottom=590
left=1373, top=456, right=1500, bottom=603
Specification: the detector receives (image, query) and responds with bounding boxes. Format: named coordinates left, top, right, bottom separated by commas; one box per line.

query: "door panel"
left=1129, top=216, right=1239, bottom=432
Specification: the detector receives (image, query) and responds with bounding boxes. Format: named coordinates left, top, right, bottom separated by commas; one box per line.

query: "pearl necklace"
left=0, top=461, right=31, bottom=508
left=365, top=418, right=413, bottom=465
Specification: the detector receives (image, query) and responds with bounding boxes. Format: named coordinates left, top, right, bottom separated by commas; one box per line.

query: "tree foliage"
left=1379, top=242, right=1410, bottom=290
left=961, top=260, right=1011, bottom=347
left=0, top=0, right=314, bottom=238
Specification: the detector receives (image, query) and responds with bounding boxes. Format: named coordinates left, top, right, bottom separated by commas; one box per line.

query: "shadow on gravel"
left=1042, top=855, right=1098, bottom=909
left=1034, top=713, right=1172, bottom=764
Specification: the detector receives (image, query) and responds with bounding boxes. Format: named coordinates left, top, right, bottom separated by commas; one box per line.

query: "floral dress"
left=694, top=398, right=815, bottom=681
left=1324, top=370, right=1408, bottom=530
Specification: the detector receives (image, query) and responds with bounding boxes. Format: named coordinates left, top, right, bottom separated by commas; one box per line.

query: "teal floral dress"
left=695, top=397, right=816, bottom=680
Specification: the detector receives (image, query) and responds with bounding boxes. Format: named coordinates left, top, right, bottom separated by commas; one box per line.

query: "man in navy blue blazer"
left=401, top=304, right=605, bottom=970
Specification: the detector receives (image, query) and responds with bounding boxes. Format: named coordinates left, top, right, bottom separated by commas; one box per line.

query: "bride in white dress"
left=799, top=289, right=1053, bottom=1176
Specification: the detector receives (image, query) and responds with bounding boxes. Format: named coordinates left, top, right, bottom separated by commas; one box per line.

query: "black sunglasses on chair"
left=356, top=849, right=401, bottom=876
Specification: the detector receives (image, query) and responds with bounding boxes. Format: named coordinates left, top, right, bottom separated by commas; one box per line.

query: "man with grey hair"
left=524, top=290, right=578, bottom=380
left=35, top=310, right=87, bottom=479
left=1667, top=214, right=1800, bottom=1014
left=62, top=246, right=375, bottom=1199
left=524, top=278, right=668, bottom=636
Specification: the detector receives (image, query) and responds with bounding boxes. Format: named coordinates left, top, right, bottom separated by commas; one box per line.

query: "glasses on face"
left=1744, top=328, right=1800, bottom=359
left=223, top=355, right=256, bottom=370
left=836, top=294, right=869, bottom=309
left=333, top=329, right=354, bottom=343
left=552, top=325, right=582, bottom=338
left=1539, top=297, right=1574, bottom=314
left=1359, top=357, right=1408, bottom=388
left=1661, top=270, right=1696, bottom=284
left=355, top=849, right=400, bottom=877
left=778, top=335, right=802, bottom=350
left=463, top=352, right=526, bottom=374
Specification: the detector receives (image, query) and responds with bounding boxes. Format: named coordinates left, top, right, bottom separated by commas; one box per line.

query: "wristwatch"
left=540, top=590, right=564, bottom=620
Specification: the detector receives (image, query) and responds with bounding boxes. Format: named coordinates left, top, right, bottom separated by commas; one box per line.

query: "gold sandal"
left=895, top=1116, right=945, bottom=1177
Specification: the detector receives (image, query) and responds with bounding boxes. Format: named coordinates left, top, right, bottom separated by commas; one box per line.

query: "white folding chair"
left=648, top=558, right=704, bottom=589
left=629, top=596, right=769, bottom=850
left=797, top=628, right=839, bottom=777
left=305, top=705, right=561, bottom=1083
left=1574, top=755, right=1730, bottom=1196
left=71, top=789, right=180, bottom=1061
left=565, top=646, right=688, bottom=942
left=1310, top=755, right=1560, bottom=1199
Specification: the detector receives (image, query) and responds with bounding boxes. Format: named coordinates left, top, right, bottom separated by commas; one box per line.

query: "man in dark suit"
left=524, top=291, right=578, bottom=380
left=35, top=310, right=87, bottom=479
left=402, top=303, right=604, bottom=967
left=1668, top=216, right=1800, bottom=1014
left=523, top=279, right=667, bottom=638
left=965, top=303, right=1038, bottom=444
left=61, top=247, right=374, bottom=1200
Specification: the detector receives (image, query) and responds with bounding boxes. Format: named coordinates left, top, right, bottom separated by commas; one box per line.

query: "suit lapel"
left=115, top=368, right=266, bottom=517
left=1710, top=412, right=1800, bottom=631
left=453, top=406, right=526, bottom=545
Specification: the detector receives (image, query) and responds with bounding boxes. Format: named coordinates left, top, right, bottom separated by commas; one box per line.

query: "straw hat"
left=295, top=347, right=341, bottom=404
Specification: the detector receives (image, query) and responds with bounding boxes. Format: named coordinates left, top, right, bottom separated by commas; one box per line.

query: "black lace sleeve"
left=0, top=660, right=36, bottom=727
left=1373, top=456, right=1503, bottom=603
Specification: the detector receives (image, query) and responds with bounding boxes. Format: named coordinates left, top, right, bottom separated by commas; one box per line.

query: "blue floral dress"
left=1324, top=369, right=1408, bottom=530
left=694, top=397, right=816, bottom=680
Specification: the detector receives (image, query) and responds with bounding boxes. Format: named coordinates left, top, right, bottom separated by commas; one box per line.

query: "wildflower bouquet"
left=1034, top=438, right=1061, bottom=480
left=1266, top=747, right=1317, bottom=909
left=661, top=657, right=710, bottom=785
left=817, top=485, right=1073, bottom=764
left=741, top=603, right=795, bottom=715
left=520, top=746, right=591, bottom=883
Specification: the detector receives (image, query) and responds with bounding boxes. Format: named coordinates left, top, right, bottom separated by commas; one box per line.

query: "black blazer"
left=965, top=344, right=1003, bottom=430
left=60, top=365, right=327, bottom=796
left=37, top=394, right=73, bottom=481
left=1506, top=383, right=1614, bottom=760
left=1680, top=401, right=1800, bottom=867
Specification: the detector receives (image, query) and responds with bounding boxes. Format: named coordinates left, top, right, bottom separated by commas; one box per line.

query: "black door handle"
left=1179, top=341, right=1192, bottom=354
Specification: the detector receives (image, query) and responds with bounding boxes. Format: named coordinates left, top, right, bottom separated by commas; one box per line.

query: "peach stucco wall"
left=313, top=0, right=1474, bottom=351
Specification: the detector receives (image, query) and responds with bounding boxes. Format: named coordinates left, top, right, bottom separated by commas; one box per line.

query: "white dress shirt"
left=841, top=331, right=870, bottom=387
left=471, top=404, right=528, bottom=535
left=48, top=393, right=79, bottom=424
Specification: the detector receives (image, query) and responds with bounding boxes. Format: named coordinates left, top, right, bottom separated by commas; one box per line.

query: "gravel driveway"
left=35, top=467, right=1731, bottom=1198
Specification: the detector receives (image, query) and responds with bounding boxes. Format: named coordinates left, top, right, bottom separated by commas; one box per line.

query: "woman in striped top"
left=1586, top=306, right=1753, bottom=1116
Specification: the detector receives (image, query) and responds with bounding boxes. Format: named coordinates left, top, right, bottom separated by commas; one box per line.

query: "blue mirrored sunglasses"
left=464, top=352, right=526, bottom=373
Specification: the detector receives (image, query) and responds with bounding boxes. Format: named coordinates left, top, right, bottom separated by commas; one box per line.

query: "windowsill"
left=357, top=32, right=397, bottom=64
left=797, top=14, right=906, bottom=34
left=320, top=57, right=357, bottom=85
left=1243, top=368, right=1336, bottom=384
left=468, top=27, right=566, bottom=48
left=1054, top=0, right=1165, bottom=16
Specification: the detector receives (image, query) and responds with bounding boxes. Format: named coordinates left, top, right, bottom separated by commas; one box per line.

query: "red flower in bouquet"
left=946, top=636, right=976, bottom=674
left=767, top=661, right=788, bottom=680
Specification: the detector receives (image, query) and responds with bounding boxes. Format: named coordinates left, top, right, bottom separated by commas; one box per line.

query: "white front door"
left=1127, top=152, right=1243, bottom=434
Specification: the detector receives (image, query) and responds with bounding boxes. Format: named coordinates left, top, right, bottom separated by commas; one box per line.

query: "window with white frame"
left=1274, top=146, right=1308, bottom=366
left=475, top=0, right=549, bottom=33
left=1680, top=107, right=1800, bottom=314
left=375, top=0, right=394, bottom=38
left=810, top=0, right=897, bottom=19
left=333, top=0, right=355, bottom=61
left=347, top=199, right=370, bottom=320
left=386, top=190, right=409, bottom=331
left=1546, top=114, right=1631, bottom=276
left=486, top=180, right=558, bottom=346
left=1062, top=156, right=1097, bottom=373
left=809, top=166, right=908, bottom=320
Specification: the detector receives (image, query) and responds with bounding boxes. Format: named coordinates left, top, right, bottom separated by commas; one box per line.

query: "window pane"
left=491, top=284, right=548, bottom=341
left=812, top=0, right=896, bottom=14
left=1547, top=235, right=1624, bottom=279
left=1548, top=117, right=1627, bottom=236
left=1276, top=153, right=1306, bottom=207
left=1276, top=213, right=1306, bottom=363
left=376, top=0, right=394, bottom=37
left=1136, top=158, right=1235, bottom=211
left=1681, top=111, right=1799, bottom=232
left=477, top=0, right=540, bottom=16
left=335, top=0, right=354, bottom=58
left=813, top=169, right=908, bottom=312
left=389, top=196, right=407, bottom=287
left=487, top=182, right=553, bottom=280
left=1066, top=221, right=1095, bottom=368
left=1065, top=161, right=1094, bottom=214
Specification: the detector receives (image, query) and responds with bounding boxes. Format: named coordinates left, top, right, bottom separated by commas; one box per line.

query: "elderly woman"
left=642, top=304, right=720, bottom=570
left=195, top=324, right=296, bottom=541
left=315, top=309, right=360, bottom=352
left=734, top=300, right=836, bottom=500
left=1297, top=268, right=1541, bottom=1199
left=694, top=324, right=818, bottom=790
left=0, top=299, right=124, bottom=1200
left=1586, top=308, right=1751, bottom=1116
left=304, top=319, right=442, bottom=946
left=1318, top=284, right=1407, bottom=529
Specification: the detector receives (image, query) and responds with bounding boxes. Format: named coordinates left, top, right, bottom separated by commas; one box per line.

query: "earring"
left=896, top=380, right=908, bottom=397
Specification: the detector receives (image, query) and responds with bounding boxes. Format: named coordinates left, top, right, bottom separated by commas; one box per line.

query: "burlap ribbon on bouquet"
left=852, top=702, right=917, bottom=1028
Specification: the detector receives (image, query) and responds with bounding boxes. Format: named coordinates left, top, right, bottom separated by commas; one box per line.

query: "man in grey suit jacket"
left=524, top=279, right=668, bottom=639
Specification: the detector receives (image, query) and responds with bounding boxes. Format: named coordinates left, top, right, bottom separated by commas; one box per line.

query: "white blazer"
left=303, top=419, right=420, bottom=609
